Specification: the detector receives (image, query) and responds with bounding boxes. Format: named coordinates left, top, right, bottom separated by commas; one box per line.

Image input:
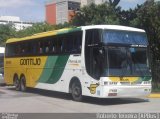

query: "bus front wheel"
left=20, top=76, right=27, bottom=92
left=71, top=81, right=83, bottom=101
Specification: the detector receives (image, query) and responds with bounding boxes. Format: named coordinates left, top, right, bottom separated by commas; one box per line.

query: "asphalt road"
left=0, top=86, right=160, bottom=114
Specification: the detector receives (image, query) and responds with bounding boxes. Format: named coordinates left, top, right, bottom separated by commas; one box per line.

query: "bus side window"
left=62, top=40, right=64, bottom=53
left=27, top=43, right=31, bottom=55
left=69, top=34, right=81, bottom=54
left=72, top=32, right=82, bottom=54
left=16, top=44, right=21, bottom=55
left=38, top=42, right=43, bottom=54
left=68, top=38, right=71, bottom=53
left=57, top=38, right=62, bottom=53
left=45, top=41, right=49, bottom=53
left=21, top=43, right=26, bottom=54
left=6, top=44, right=15, bottom=57
left=71, top=35, right=76, bottom=53
left=42, top=42, right=46, bottom=54
left=48, top=40, right=54, bottom=53
left=51, top=40, right=56, bottom=53
left=54, top=39, right=58, bottom=53
left=75, top=34, right=82, bottom=53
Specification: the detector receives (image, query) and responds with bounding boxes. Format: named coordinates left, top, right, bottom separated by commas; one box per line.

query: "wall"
left=46, top=3, right=56, bottom=25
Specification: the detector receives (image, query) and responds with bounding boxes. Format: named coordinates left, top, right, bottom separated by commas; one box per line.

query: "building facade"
left=46, top=0, right=109, bottom=25
left=46, top=0, right=80, bottom=25
left=0, top=16, right=33, bottom=31
left=81, top=0, right=108, bottom=6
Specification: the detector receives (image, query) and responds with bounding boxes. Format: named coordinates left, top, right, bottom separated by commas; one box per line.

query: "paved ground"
left=0, top=86, right=160, bottom=113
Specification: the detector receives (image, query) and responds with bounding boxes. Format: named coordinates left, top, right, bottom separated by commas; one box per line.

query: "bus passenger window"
left=38, top=42, right=43, bottom=54
left=16, top=44, right=21, bottom=55
left=21, top=44, right=26, bottom=54
left=48, top=41, right=54, bottom=53
left=71, top=35, right=81, bottom=54
left=25, top=42, right=32, bottom=55
left=75, top=37, right=82, bottom=53
left=6, top=44, right=16, bottom=56
left=57, top=39, right=62, bottom=53
left=45, top=41, right=49, bottom=53
left=51, top=41, right=55, bottom=53
left=52, top=45, right=55, bottom=53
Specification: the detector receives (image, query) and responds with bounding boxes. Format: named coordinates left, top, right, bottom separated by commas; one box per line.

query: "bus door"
left=85, top=46, right=104, bottom=81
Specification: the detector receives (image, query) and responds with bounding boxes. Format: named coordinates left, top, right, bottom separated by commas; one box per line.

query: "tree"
left=16, top=22, right=56, bottom=38
left=16, top=22, right=72, bottom=38
left=109, top=0, right=120, bottom=7
left=118, top=5, right=142, bottom=26
left=0, top=22, right=72, bottom=45
left=71, top=3, right=120, bottom=26
left=130, top=0, right=160, bottom=60
left=129, top=0, right=160, bottom=88
left=0, top=24, right=16, bottom=46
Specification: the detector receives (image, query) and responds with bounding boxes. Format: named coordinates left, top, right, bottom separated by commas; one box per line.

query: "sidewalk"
left=148, top=93, right=160, bottom=98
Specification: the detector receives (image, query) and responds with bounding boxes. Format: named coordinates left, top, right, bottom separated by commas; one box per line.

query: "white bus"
left=5, top=25, right=152, bottom=101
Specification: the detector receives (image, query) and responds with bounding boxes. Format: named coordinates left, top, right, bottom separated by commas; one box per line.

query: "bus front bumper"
left=100, top=85, right=151, bottom=98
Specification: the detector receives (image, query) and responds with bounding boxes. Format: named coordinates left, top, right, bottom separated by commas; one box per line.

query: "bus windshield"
left=85, top=29, right=151, bottom=79
left=103, top=46, right=151, bottom=77
left=100, top=30, right=151, bottom=77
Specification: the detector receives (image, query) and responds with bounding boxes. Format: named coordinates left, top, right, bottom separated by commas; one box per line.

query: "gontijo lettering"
left=20, top=58, right=41, bottom=65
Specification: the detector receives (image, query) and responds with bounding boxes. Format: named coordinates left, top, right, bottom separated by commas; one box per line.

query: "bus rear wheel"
left=13, top=76, right=20, bottom=91
left=20, top=76, right=26, bottom=92
left=71, top=81, right=83, bottom=101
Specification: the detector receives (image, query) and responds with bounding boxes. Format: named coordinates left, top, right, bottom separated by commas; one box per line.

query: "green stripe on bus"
left=38, top=55, right=69, bottom=84
left=142, top=76, right=152, bottom=81
left=134, top=76, right=152, bottom=83
left=38, top=56, right=58, bottom=83
left=57, top=28, right=81, bottom=35
left=46, top=55, right=69, bottom=83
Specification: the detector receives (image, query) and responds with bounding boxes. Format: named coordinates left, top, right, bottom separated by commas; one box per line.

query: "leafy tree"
left=71, top=3, right=120, bottom=26
left=0, top=24, right=16, bottom=46
left=16, top=22, right=56, bottom=38
left=109, top=0, right=120, bottom=7
left=118, top=5, right=141, bottom=26
left=129, top=0, right=160, bottom=88
left=16, top=22, right=72, bottom=38
left=0, top=22, right=72, bottom=45
left=130, top=0, right=160, bottom=60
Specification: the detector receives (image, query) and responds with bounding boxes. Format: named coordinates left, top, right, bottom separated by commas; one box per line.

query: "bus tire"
left=71, top=81, right=83, bottom=101
left=13, top=75, right=20, bottom=91
left=20, top=75, right=27, bottom=92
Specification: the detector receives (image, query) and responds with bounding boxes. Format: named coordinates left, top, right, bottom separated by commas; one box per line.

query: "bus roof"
left=81, top=25, right=145, bottom=32
left=6, top=27, right=81, bottom=43
left=6, top=25, right=145, bottom=44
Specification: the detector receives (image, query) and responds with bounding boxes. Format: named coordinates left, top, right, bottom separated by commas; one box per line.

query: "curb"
left=147, top=94, right=160, bottom=98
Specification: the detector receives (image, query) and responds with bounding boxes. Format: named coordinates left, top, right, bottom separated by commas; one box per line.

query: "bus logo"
left=20, top=58, right=41, bottom=66
left=88, top=83, right=99, bottom=94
